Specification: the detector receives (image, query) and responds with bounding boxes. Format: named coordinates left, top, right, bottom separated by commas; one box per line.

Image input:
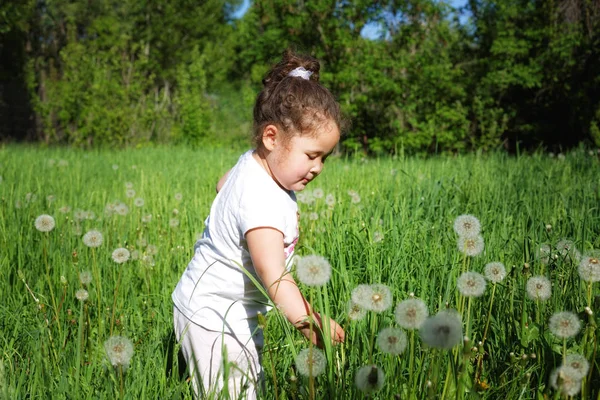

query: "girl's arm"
left=246, top=227, right=344, bottom=346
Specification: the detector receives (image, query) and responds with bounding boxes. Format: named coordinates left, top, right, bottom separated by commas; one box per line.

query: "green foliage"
left=2, top=0, right=599, bottom=152
left=173, top=49, right=212, bottom=147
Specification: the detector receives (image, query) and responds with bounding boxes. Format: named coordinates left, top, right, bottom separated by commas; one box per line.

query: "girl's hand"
left=295, top=312, right=345, bottom=348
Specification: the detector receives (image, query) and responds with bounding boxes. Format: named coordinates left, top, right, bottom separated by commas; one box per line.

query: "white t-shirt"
left=172, top=150, right=299, bottom=333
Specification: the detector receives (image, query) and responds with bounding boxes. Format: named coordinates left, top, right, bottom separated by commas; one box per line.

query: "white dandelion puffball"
left=555, top=239, right=581, bottom=263
left=79, top=271, right=92, bottom=285
left=376, top=327, right=407, bottom=355
left=564, top=354, right=589, bottom=379
left=295, top=255, right=332, bottom=286
left=484, top=262, right=507, bottom=283
left=75, top=289, right=89, bottom=302
left=104, top=336, right=134, bottom=369
left=169, top=218, right=179, bottom=228
left=126, top=189, right=136, bottom=198
left=457, top=235, right=484, bottom=256
left=453, top=214, right=481, bottom=237
left=395, top=298, right=429, bottom=330
left=457, top=271, right=487, bottom=297
left=526, top=276, right=552, bottom=301
left=355, top=365, right=385, bottom=394
left=125, top=181, right=134, bottom=189
left=325, top=194, right=336, bottom=207
left=549, top=311, right=581, bottom=339
left=308, top=212, right=319, bottom=221
left=312, top=188, right=324, bottom=198
left=34, top=214, right=56, bottom=232
left=174, top=192, right=183, bottom=201
left=146, top=244, right=158, bottom=255
left=82, top=230, right=103, bottom=248
left=347, top=300, right=367, bottom=321
left=537, top=243, right=551, bottom=264
left=115, top=203, right=129, bottom=216
left=419, top=309, right=463, bottom=350
left=373, top=231, right=384, bottom=243
left=112, top=247, right=130, bottom=264
left=351, top=284, right=393, bottom=313
left=578, top=252, right=600, bottom=282
left=134, top=198, right=144, bottom=207
left=295, top=348, right=326, bottom=377
left=549, top=366, right=582, bottom=396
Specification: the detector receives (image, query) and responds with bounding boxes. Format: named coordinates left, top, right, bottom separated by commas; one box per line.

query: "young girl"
left=171, top=50, right=345, bottom=399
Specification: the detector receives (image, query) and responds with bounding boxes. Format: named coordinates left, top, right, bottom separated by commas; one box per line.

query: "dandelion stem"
left=43, top=234, right=61, bottom=337
left=475, top=283, right=497, bottom=384
left=110, top=266, right=123, bottom=336
left=408, top=330, right=415, bottom=399
left=75, top=300, right=84, bottom=396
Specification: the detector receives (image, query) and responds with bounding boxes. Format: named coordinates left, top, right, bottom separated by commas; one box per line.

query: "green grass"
left=1, top=144, right=599, bottom=399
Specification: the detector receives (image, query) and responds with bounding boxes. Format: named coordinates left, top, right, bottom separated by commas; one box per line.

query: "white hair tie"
left=288, top=67, right=313, bottom=80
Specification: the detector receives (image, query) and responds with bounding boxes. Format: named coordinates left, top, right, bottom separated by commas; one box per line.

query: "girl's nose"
left=310, top=160, right=323, bottom=176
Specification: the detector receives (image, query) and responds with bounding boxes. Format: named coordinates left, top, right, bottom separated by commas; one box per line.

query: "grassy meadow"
left=1, top=144, right=599, bottom=399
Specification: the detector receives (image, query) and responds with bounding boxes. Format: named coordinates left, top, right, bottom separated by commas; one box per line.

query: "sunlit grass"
left=1, top=144, right=598, bottom=399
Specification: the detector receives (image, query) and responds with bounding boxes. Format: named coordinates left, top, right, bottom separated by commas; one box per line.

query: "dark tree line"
left=1, top=0, right=599, bottom=153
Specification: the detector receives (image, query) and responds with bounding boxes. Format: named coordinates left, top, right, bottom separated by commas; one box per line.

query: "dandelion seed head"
left=126, top=189, right=136, bottom=198
left=130, top=250, right=140, bottom=260
left=564, top=354, right=589, bottom=379
left=295, top=348, right=326, bottom=377
left=174, top=192, right=183, bottom=201
left=169, top=218, right=179, bottom=228
left=34, top=214, right=55, bottom=232
left=484, top=262, right=507, bottom=283
left=395, top=298, right=429, bottom=330
left=355, top=365, right=385, bottom=394
left=312, top=188, right=324, bottom=198
left=295, top=255, right=332, bottom=286
left=308, top=212, right=319, bottom=221
left=453, top=214, right=481, bottom=237
left=82, top=230, right=103, bottom=248
left=457, top=271, right=487, bottom=297
left=59, top=206, right=71, bottom=214
left=549, top=366, right=582, bottom=396
left=419, top=309, right=463, bottom=350
left=555, top=239, right=581, bottom=263
left=141, top=214, right=152, bottom=223
left=125, top=182, right=133, bottom=189
left=373, top=231, right=384, bottom=243
left=325, top=194, right=335, bottom=207
left=526, top=276, right=552, bottom=301
left=112, top=247, right=130, bottom=264
left=457, top=235, right=484, bottom=256
left=578, top=251, right=600, bottom=282
left=104, top=336, right=134, bottom=369
left=115, top=203, right=129, bottom=216
left=75, top=289, right=89, bottom=302
left=146, top=244, right=158, bottom=255
left=537, top=243, right=551, bottom=264
left=347, top=300, right=367, bottom=321
left=376, top=327, right=407, bottom=355
left=134, top=198, right=144, bottom=207
left=79, top=270, right=92, bottom=285
left=352, top=284, right=392, bottom=313
left=549, top=311, right=581, bottom=339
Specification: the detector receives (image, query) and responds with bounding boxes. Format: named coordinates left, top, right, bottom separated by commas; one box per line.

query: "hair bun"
left=262, top=49, right=320, bottom=88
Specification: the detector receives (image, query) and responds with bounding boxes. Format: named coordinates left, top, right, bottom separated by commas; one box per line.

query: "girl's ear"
left=262, top=125, right=279, bottom=151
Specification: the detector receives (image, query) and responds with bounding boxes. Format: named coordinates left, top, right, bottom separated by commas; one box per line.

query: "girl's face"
left=264, top=119, right=340, bottom=192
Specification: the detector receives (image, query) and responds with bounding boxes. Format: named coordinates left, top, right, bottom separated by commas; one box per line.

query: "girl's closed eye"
left=307, top=154, right=318, bottom=160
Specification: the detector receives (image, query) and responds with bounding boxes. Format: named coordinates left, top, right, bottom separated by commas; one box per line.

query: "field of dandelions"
left=2, top=145, right=599, bottom=399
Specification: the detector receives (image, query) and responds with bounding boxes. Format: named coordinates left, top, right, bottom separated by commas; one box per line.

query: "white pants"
left=173, top=306, right=263, bottom=399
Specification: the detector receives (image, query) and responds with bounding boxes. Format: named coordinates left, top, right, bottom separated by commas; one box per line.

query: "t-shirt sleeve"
left=238, top=188, right=286, bottom=237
